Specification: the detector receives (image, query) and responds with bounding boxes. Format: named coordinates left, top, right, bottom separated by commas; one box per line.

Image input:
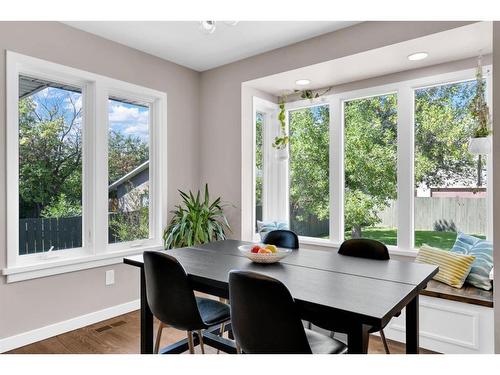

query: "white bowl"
left=238, top=244, right=292, bottom=264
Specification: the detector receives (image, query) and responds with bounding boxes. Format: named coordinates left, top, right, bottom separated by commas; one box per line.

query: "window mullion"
left=397, top=86, right=414, bottom=251
left=331, top=96, right=343, bottom=243
left=93, top=83, right=109, bottom=254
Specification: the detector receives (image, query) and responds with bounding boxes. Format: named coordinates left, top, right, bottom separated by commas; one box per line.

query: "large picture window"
left=250, top=67, right=491, bottom=253
left=18, top=76, right=83, bottom=254
left=344, top=94, right=397, bottom=245
left=414, top=80, right=487, bottom=249
left=288, top=104, right=329, bottom=238
left=108, top=98, right=151, bottom=244
left=5, top=51, right=166, bottom=281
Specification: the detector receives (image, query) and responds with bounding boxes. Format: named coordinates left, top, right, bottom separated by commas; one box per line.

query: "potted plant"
left=468, top=57, right=492, bottom=154
left=163, top=184, right=231, bottom=249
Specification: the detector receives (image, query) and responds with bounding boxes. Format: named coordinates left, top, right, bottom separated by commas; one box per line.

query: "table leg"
left=140, top=268, right=154, bottom=354
left=406, top=294, right=419, bottom=354
left=347, top=323, right=370, bottom=354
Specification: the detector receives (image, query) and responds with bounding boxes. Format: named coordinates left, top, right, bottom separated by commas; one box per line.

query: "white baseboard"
left=0, top=299, right=140, bottom=353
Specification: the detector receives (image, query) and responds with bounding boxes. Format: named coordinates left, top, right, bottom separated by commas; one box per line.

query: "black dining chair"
left=337, top=238, right=394, bottom=354
left=143, top=251, right=231, bottom=354
left=228, top=270, right=347, bottom=354
left=263, top=229, right=299, bottom=249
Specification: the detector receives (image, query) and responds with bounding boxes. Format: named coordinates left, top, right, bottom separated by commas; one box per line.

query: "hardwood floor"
left=7, top=310, right=436, bottom=354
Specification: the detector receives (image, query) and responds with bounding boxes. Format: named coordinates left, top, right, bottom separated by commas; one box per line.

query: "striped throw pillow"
left=257, top=220, right=289, bottom=242
left=416, top=245, right=475, bottom=288
left=451, top=233, right=493, bottom=290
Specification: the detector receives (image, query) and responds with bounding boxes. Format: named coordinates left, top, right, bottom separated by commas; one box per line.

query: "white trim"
left=2, top=245, right=162, bottom=283
left=0, top=299, right=140, bottom=353
left=5, top=51, right=167, bottom=276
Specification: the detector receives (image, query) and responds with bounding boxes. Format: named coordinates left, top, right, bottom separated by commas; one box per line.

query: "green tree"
left=108, top=130, right=149, bottom=185
left=344, top=94, right=398, bottom=237
left=289, top=105, right=330, bottom=231
left=19, top=93, right=82, bottom=218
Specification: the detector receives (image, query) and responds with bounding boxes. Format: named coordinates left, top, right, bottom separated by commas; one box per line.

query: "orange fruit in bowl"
left=258, top=248, right=272, bottom=254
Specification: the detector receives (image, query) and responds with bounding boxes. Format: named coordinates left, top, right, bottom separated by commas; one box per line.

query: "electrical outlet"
left=105, top=270, right=115, bottom=286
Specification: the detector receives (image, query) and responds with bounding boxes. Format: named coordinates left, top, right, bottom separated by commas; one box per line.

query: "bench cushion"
left=451, top=233, right=493, bottom=291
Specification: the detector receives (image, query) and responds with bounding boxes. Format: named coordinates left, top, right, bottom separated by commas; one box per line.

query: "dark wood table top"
left=124, top=241, right=438, bottom=327
left=193, top=239, right=438, bottom=289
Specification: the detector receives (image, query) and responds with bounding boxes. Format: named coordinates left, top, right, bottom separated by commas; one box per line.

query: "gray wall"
left=0, top=22, right=200, bottom=339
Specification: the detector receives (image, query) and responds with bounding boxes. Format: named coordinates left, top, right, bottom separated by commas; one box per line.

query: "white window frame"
left=3, top=51, right=167, bottom=282
left=250, top=66, right=493, bottom=256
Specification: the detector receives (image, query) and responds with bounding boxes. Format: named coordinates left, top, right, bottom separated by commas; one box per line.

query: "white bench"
left=383, top=280, right=494, bottom=354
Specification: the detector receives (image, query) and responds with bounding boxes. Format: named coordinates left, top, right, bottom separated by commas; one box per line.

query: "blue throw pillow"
left=451, top=233, right=493, bottom=290
left=257, top=220, right=289, bottom=242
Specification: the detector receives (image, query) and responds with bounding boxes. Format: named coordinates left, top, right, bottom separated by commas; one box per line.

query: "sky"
left=108, top=99, right=150, bottom=143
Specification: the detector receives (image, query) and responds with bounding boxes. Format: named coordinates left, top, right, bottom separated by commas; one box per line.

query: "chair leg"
left=154, top=322, right=166, bottom=354
left=236, top=342, right=242, bottom=354
left=197, top=330, right=205, bottom=354
left=217, top=322, right=226, bottom=354
left=187, top=331, right=195, bottom=354
left=380, top=329, right=390, bottom=354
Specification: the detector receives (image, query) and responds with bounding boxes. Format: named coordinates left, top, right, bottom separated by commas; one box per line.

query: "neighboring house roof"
left=108, top=160, right=149, bottom=191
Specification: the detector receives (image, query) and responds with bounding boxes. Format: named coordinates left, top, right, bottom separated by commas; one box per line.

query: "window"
left=288, top=104, right=330, bottom=238
left=18, top=76, right=83, bottom=254
left=255, top=112, right=264, bottom=230
left=344, top=94, right=398, bottom=245
left=108, top=98, right=151, bottom=244
left=414, top=80, right=487, bottom=249
left=5, top=52, right=166, bottom=281
left=247, top=67, right=491, bottom=253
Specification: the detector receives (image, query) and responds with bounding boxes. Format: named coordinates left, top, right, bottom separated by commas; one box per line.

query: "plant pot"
left=468, top=136, right=491, bottom=154
left=275, top=146, right=289, bottom=161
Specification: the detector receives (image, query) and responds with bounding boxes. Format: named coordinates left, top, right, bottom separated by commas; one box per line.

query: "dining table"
left=123, top=239, right=438, bottom=354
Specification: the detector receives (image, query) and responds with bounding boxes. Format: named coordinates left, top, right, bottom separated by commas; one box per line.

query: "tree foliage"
left=289, top=105, right=330, bottom=225
left=288, top=81, right=482, bottom=238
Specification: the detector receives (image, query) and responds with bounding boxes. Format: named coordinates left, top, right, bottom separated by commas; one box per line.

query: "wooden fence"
left=377, top=197, right=487, bottom=234
left=19, top=216, right=82, bottom=255
left=19, top=213, right=130, bottom=254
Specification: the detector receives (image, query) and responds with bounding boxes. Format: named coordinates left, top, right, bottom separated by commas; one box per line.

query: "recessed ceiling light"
left=295, top=79, right=311, bottom=86
left=407, top=52, right=428, bottom=61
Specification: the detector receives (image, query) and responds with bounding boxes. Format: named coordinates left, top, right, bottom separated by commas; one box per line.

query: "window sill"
left=298, top=236, right=418, bottom=258
left=1, top=245, right=164, bottom=283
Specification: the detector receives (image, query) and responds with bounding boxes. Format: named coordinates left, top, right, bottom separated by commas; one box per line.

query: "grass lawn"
left=344, top=227, right=486, bottom=250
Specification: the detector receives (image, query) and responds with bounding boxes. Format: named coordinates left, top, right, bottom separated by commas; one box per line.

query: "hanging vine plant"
left=272, top=87, right=332, bottom=150
left=468, top=56, right=492, bottom=155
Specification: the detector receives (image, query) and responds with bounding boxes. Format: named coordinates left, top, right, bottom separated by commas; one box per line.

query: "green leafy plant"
left=272, top=88, right=331, bottom=149
left=163, top=184, right=231, bottom=249
left=470, top=60, right=492, bottom=138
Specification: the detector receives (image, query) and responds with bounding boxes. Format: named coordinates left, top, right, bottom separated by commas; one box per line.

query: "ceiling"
left=246, top=22, right=492, bottom=96
left=62, top=21, right=359, bottom=71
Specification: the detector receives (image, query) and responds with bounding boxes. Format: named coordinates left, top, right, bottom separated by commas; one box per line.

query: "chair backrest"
left=229, top=270, right=312, bottom=354
left=263, top=229, right=299, bottom=249
left=338, top=238, right=390, bottom=260
left=143, top=251, right=204, bottom=331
